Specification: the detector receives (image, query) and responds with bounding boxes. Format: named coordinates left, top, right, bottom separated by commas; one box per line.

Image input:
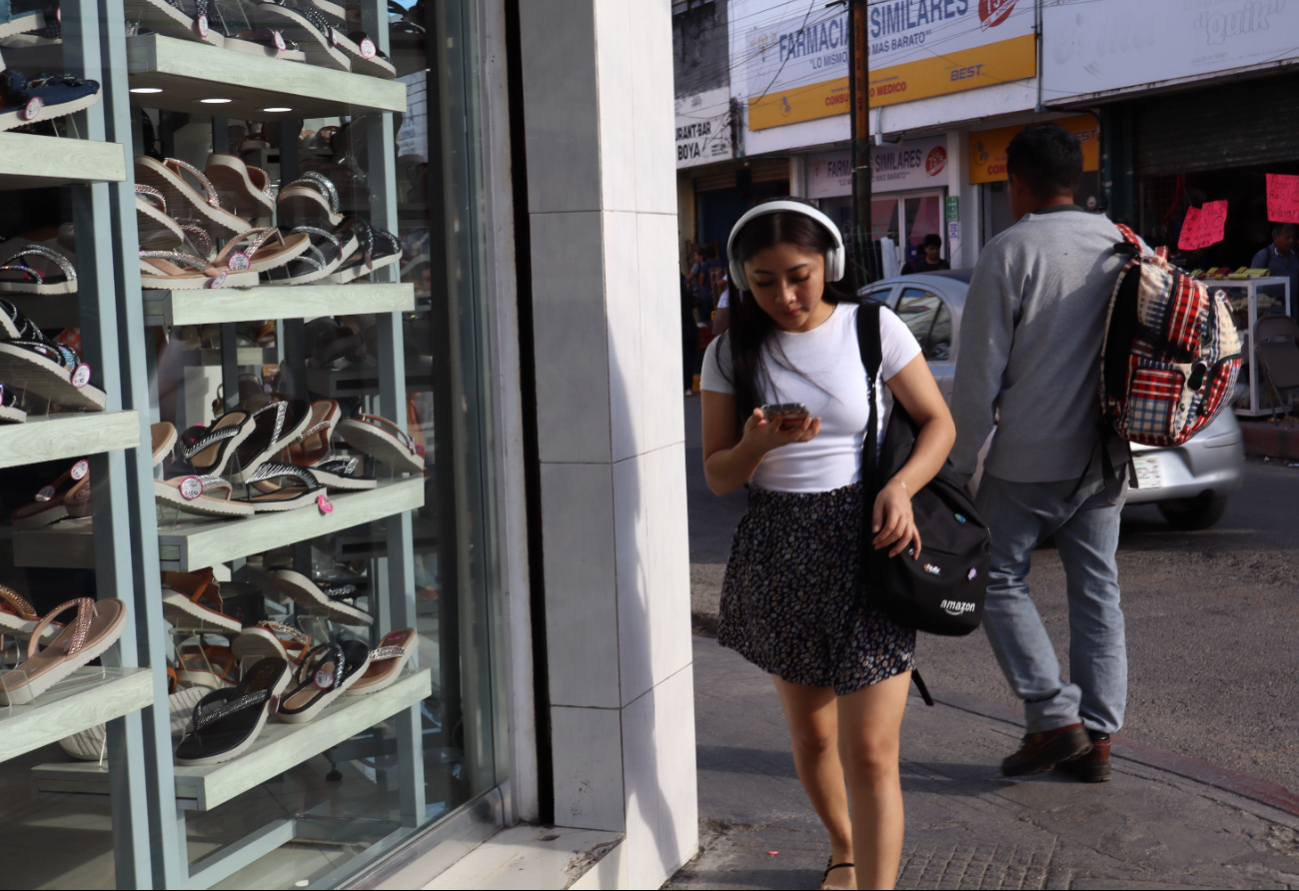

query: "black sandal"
left=821, top=859, right=854, bottom=889
left=275, top=640, right=370, bottom=724
left=174, top=657, right=291, bottom=766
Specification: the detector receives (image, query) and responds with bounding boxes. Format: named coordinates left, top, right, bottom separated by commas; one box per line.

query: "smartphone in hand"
left=760, top=402, right=810, bottom=432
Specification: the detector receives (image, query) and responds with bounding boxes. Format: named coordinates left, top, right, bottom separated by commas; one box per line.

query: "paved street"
left=683, top=401, right=1299, bottom=804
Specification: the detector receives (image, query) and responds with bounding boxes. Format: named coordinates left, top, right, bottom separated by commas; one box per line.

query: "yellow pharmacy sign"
left=748, top=77, right=851, bottom=131
left=969, top=114, right=1101, bottom=184
left=867, top=32, right=1036, bottom=108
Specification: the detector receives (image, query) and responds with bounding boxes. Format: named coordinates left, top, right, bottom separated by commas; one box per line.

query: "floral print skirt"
left=717, top=482, right=916, bottom=696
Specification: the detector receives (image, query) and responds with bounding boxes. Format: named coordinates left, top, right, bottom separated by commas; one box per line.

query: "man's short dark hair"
left=1273, top=223, right=1296, bottom=240
left=703, top=244, right=718, bottom=260
left=922, top=233, right=942, bottom=248
left=1005, top=124, right=1083, bottom=201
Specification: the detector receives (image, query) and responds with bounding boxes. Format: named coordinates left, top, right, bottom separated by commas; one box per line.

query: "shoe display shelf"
left=307, top=359, right=434, bottom=399
left=179, top=345, right=279, bottom=368
left=0, top=666, right=152, bottom=763
left=142, top=282, right=415, bottom=327
left=0, top=131, right=127, bottom=190
left=13, top=475, right=424, bottom=571
left=0, top=410, right=140, bottom=470
left=125, top=33, right=406, bottom=120
left=33, top=668, right=431, bottom=889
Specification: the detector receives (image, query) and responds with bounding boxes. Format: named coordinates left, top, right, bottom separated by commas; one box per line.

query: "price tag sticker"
left=70, top=459, right=89, bottom=481
left=71, top=363, right=91, bottom=389
left=313, top=668, right=335, bottom=689
left=360, top=37, right=376, bottom=59
left=227, top=251, right=251, bottom=271
left=273, top=29, right=286, bottom=51
left=196, top=13, right=208, bottom=37
left=178, top=476, right=205, bottom=501
left=209, top=270, right=227, bottom=290
left=23, top=96, right=44, bottom=121
left=330, top=27, right=339, bottom=46
left=317, top=493, right=334, bottom=514
left=35, top=485, right=56, bottom=502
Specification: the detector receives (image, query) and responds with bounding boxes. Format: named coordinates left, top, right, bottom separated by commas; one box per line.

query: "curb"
left=926, top=685, right=1299, bottom=820
left=1240, top=420, right=1299, bottom=460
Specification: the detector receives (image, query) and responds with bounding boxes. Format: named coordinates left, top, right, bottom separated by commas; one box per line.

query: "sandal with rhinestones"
left=332, top=30, right=395, bottom=79
left=275, top=640, right=369, bottom=723
left=337, top=412, right=424, bottom=473
left=345, top=628, right=415, bottom=696
left=139, top=249, right=259, bottom=290
left=0, top=383, right=25, bottom=423
left=161, top=568, right=243, bottom=633
left=328, top=216, right=402, bottom=284
left=227, top=398, right=312, bottom=483
left=174, top=656, right=291, bottom=765
left=212, top=227, right=311, bottom=273
left=151, top=420, right=251, bottom=518
left=0, top=337, right=104, bottom=409
left=243, top=463, right=326, bottom=512
left=0, top=243, right=77, bottom=294
left=232, top=621, right=311, bottom=665
left=274, top=218, right=360, bottom=285
left=0, top=597, right=127, bottom=705
left=271, top=568, right=373, bottom=625
left=135, top=184, right=186, bottom=248
left=134, top=155, right=251, bottom=238
left=249, top=0, right=350, bottom=71
left=275, top=170, right=343, bottom=228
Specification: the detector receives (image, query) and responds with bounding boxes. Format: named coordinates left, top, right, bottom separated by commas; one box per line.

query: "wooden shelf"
left=0, top=132, right=127, bottom=190
left=0, top=410, right=140, bottom=470
left=34, top=667, right=431, bottom=809
left=143, top=283, right=416, bottom=327
left=0, top=667, right=151, bottom=763
left=15, top=476, right=423, bottom=570
left=126, top=33, right=407, bottom=121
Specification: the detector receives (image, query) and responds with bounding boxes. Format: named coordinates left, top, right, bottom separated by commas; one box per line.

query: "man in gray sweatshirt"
left=951, top=124, right=1137, bottom=783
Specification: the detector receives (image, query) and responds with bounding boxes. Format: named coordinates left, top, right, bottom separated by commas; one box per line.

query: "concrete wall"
left=517, top=1, right=699, bottom=887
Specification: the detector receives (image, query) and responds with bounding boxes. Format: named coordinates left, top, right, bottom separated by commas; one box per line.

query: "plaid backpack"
left=1100, top=224, right=1242, bottom=448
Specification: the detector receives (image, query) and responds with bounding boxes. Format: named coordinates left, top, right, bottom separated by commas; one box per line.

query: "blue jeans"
left=975, top=472, right=1127, bottom=735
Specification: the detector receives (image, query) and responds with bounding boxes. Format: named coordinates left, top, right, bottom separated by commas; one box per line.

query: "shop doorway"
left=696, top=178, right=790, bottom=261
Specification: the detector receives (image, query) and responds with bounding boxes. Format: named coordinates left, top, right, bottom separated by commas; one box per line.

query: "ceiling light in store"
left=130, top=87, right=163, bottom=94
left=259, top=107, right=293, bottom=113
left=198, top=98, right=234, bottom=104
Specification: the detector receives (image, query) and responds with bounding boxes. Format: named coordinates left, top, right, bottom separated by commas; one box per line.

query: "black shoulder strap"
left=856, top=301, right=883, bottom=492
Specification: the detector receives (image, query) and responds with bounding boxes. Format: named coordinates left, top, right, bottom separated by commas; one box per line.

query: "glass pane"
left=903, top=195, right=944, bottom=267
left=897, top=287, right=952, bottom=361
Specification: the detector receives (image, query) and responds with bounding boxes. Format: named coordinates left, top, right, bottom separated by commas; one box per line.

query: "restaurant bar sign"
left=809, top=135, right=949, bottom=198
left=745, top=9, right=850, bottom=131
left=676, top=87, right=733, bottom=169
left=867, top=0, right=1037, bottom=107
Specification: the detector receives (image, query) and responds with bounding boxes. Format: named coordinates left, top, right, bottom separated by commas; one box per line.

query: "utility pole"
left=847, top=0, right=872, bottom=281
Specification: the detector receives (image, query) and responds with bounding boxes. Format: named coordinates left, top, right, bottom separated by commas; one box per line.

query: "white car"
left=861, top=271, right=1246, bottom=530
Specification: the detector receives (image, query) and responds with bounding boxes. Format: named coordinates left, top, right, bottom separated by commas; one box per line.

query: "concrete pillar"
left=517, top=1, right=698, bottom=887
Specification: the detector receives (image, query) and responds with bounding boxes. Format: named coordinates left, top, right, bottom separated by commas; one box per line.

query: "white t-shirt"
left=700, top=303, right=922, bottom=493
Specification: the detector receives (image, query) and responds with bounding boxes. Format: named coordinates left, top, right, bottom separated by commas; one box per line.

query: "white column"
left=789, top=154, right=807, bottom=197
left=518, top=1, right=698, bottom=888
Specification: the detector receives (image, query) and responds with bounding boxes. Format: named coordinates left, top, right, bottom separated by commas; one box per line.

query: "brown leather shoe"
left=1057, top=731, right=1112, bottom=782
left=1001, top=722, right=1092, bottom=777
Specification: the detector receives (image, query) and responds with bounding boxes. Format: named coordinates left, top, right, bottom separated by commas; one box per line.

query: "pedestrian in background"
left=901, top=233, right=950, bottom=275
left=1251, top=223, right=1299, bottom=319
left=690, top=244, right=722, bottom=319
left=701, top=199, right=955, bottom=890
left=951, top=124, right=1143, bottom=783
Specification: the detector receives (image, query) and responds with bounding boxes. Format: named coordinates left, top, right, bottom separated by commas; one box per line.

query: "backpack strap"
left=855, top=301, right=883, bottom=495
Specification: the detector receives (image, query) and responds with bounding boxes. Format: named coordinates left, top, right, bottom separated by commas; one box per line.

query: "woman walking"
left=700, top=201, right=955, bottom=890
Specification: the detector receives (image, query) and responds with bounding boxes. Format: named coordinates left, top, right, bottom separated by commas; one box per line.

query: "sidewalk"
left=670, top=636, right=1299, bottom=890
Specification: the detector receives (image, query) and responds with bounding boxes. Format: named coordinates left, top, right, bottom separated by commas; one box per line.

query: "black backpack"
left=856, top=302, right=991, bottom=643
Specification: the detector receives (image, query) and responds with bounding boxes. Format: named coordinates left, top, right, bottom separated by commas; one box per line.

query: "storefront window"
left=0, top=0, right=498, bottom=886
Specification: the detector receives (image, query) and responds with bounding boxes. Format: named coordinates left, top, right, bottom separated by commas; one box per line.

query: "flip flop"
left=174, top=657, right=291, bottom=765
left=139, top=250, right=259, bottom=290
left=0, top=383, right=25, bottom=423
left=227, top=398, right=312, bottom=484
left=275, top=640, right=370, bottom=723
left=0, top=306, right=105, bottom=409
left=345, top=628, right=415, bottom=696
left=134, top=156, right=251, bottom=240
left=271, top=569, right=372, bottom=625
left=243, top=463, right=326, bottom=512
left=232, top=621, right=311, bottom=665
left=0, top=243, right=78, bottom=294
left=273, top=222, right=359, bottom=285
left=156, top=473, right=256, bottom=518
left=213, top=228, right=310, bottom=274
left=337, top=413, right=424, bottom=473
left=327, top=217, right=402, bottom=284
left=0, top=598, right=127, bottom=705
left=160, top=567, right=242, bottom=632
left=819, top=859, right=855, bottom=890
left=204, top=153, right=275, bottom=219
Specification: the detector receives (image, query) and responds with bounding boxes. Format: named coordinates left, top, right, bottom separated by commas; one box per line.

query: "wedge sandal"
left=204, top=153, right=275, bottom=219
left=273, top=221, right=359, bottom=285
left=346, top=628, right=415, bottom=695
left=0, top=383, right=25, bottom=423
left=286, top=398, right=340, bottom=465
left=0, top=243, right=77, bottom=294
left=174, top=657, right=291, bottom=765
left=275, top=640, right=369, bottom=723
left=139, top=250, right=259, bottom=290
left=0, top=597, right=127, bottom=705
left=0, top=583, right=44, bottom=636
left=0, top=1, right=48, bottom=41
left=249, top=0, right=350, bottom=70
left=228, top=398, right=311, bottom=484
left=328, top=216, right=402, bottom=284
left=136, top=185, right=186, bottom=248
left=0, top=71, right=102, bottom=132
left=214, top=228, right=310, bottom=273
left=166, top=411, right=256, bottom=478
left=307, top=456, right=375, bottom=490
left=333, top=30, right=395, bottom=79
left=122, top=0, right=225, bottom=47
left=134, top=156, right=251, bottom=239
left=232, top=621, right=311, bottom=665
left=337, top=412, right=424, bottom=473
left=271, top=569, right=372, bottom=625
left=160, top=568, right=242, bottom=632
left=156, top=473, right=256, bottom=518
left=175, top=640, right=239, bottom=689
left=243, top=463, right=326, bottom=512
left=275, top=170, right=343, bottom=228
left=10, top=460, right=90, bottom=529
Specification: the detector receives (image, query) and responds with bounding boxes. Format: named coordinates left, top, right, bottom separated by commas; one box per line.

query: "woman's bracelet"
left=890, top=477, right=908, bottom=493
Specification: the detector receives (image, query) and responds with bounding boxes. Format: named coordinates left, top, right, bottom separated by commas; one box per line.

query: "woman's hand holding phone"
left=742, top=406, right=821, bottom=453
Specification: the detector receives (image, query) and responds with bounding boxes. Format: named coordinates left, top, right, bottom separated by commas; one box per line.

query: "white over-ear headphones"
left=725, top=200, right=846, bottom=293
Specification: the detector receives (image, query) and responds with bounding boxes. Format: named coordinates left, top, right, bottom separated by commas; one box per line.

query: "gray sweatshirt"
left=951, top=206, right=1139, bottom=484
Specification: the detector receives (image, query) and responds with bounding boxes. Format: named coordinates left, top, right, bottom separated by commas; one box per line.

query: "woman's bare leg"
left=837, top=671, right=911, bottom=890
left=773, top=677, right=856, bottom=889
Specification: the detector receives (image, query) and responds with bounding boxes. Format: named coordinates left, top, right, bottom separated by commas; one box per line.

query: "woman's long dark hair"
left=721, top=205, right=860, bottom=431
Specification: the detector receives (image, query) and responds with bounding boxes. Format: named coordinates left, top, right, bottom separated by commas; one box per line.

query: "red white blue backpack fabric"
left=1100, top=224, right=1242, bottom=448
